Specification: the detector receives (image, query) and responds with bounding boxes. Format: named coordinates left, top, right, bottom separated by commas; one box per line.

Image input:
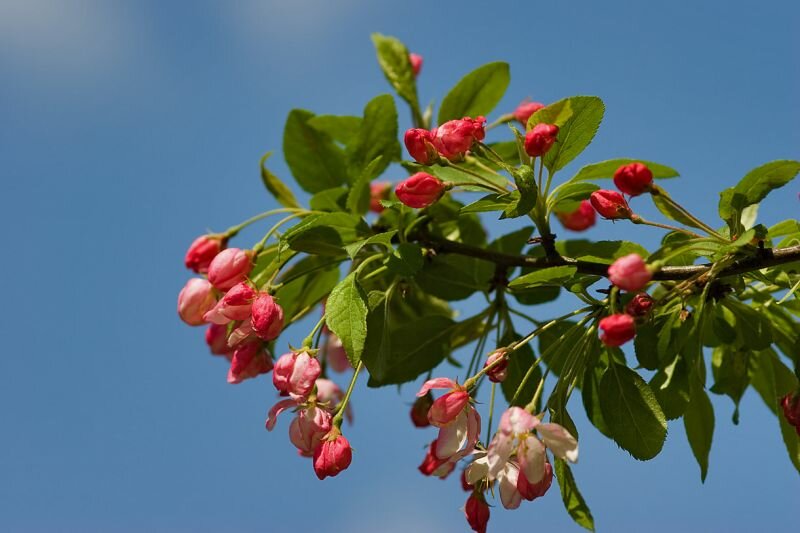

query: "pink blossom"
left=484, top=350, right=509, bottom=383
left=524, top=123, right=558, bottom=157
left=272, top=351, right=322, bottom=400
left=227, top=340, right=272, bottom=384
left=614, top=162, right=653, bottom=196
left=207, top=248, right=254, bottom=291
left=204, top=281, right=256, bottom=324
left=433, top=116, right=486, bottom=160
left=184, top=234, right=226, bottom=274
left=250, top=293, right=284, bottom=340
left=395, top=172, right=446, bottom=209
left=289, top=405, right=332, bottom=457
left=599, top=313, right=636, bottom=347
left=177, top=278, right=216, bottom=326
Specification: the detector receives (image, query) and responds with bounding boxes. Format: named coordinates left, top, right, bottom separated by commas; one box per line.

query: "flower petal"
left=498, top=463, right=522, bottom=510
left=538, top=422, right=579, bottom=463
left=518, top=435, right=546, bottom=483
left=417, top=377, right=459, bottom=397
left=265, top=399, right=298, bottom=431
left=435, top=410, right=468, bottom=459
left=486, top=432, right=514, bottom=480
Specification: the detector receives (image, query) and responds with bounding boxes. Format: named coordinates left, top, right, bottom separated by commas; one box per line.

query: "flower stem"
left=653, top=190, right=727, bottom=241
left=302, top=316, right=327, bottom=349
left=631, top=215, right=704, bottom=239
left=333, top=361, right=363, bottom=428
left=486, top=383, right=497, bottom=443
left=225, top=208, right=308, bottom=237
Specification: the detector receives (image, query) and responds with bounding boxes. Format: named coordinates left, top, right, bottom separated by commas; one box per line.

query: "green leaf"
left=309, top=187, right=348, bottom=212
left=651, top=192, right=704, bottom=230
left=499, top=329, right=541, bottom=407
left=553, top=240, right=649, bottom=264
left=633, top=319, right=660, bottom=370
left=325, top=272, right=368, bottom=366
left=650, top=355, right=691, bottom=420
left=568, top=158, right=679, bottom=183
left=343, top=230, right=397, bottom=259
left=554, top=460, right=595, bottom=532
left=415, top=255, right=493, bottom=300
left=683, top=378, right=715, bottom=482
left=508, top=266, right=578, bottom=291
left=710, top=345, right=750, bottom=424
left=724, top=299, right=773, bottom=350
left=582, top=357, right=612, bottom=438
left=283, top=109, right=348, bottom=193
left=347, top=156, right=384, bottom=215
left=403, top=161, right=508, bottom=191
left=527, top=99, right=574, bottom=130
left=549, top=182, right=599, bottom=213
left=347, top=95, right=399, bottom=181
left=307, top=115, right=363, bottom=145
left=719, top=160, right=800, bottom=222
left=259, top=152, right=300, bottom=208
left=541, top=96, right=605, bottom=172
left=599, top=363, right=668, bottom=460
left=460, top=192, right=518, bottom=214
left=501, top=165, right=537, bottom=219
left=488, top=226, right=534, bottom=256
left=385, top=242, right=424, bottom=278
left=283, top=213, right=370, bottom=256
left=438, top=62, right=510, bottom=124
left=371, top=33, right=418, bottom=109
left=274, top=256, right=341, bottom=321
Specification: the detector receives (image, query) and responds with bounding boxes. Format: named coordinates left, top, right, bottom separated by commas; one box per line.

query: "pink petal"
left=500, top=406, right=538, bottom=435
left=486, top=432, right=513, bottom=480
left=538, top=422, right=579, bottom=463
left=518, top=435, right=546, bottom=483
left=498, top=464, right=522, bottom=510
left=417, top=377, right=458, bottom=397
left=265, top=399, right=298, bottom=431
left=435, top=410, right=468, bottom=459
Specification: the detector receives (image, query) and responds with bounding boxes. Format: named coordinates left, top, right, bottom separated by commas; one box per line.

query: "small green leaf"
left=415, top=255, right=493, bottom=300
left=283, top=213, right=370, bottom=256
left=488, top=226, right=534, bottom=256
left=259, top=152, right=300, bottom=208
left=309, top=187, right=348, bottom=212
left=555, top=460, right=595, bottom=532
left=508, top=266, right=578, bottom=291
left=719, top=160, right=800, bottom=221
left=307, top=115, right=363, bottom=145
left=683, top=378, right=715, bottom=482
left=549, top=182, right=599, bottom=213
left=347, top=156, right=384, bottom=215
left=343, top=230, right=397, bottom=259
left=460, top=192, right=518, bottom=214
left=724, top=299, right=773, bottom=350
left=651, top=192, right=704, bottom=229
left=274, top=256, right=341, bottom=322
left=438, top=62, right=510, bottom=124
left=650, top=355, right=691, bottom=420
left=347, top=95, right=399, bottom=182
left=599, top=363, right=668, bottom=460
left=710, top=346, right=750, bottom=424
left=553, top=240, right=649, bottom=264
left=501, top=165, right=537, bottom=219
left=371, top=33, right=419, bottom=109
left=541, top=96, right=605, bottom=172
left=325, top=272, right=368, bottom=366
left=385, top=242, right=424, bottom=277
left=283, top=109, right=348, bottom=193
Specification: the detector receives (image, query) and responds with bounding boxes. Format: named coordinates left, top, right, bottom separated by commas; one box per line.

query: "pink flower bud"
left=272, top=351, right=322, bottom=400
left=324, top=335, right=351, bottom=373
left=464, top=494, right=490, bottom=533
left=484, top=350, right=509, bottom=383
left=513, top=100, right=545, bottom=126
left=556, top=200, right=596, bottom=231
left=177, top=278, right=216, bottom=326
left=524, top=123, right=559, bottom=157
left=418, top=440, right=456, bottom=478
left=428, top=390, right=470, bottom=427
left=207, top=248, right=254, bottom=291
left=433, top=117, right=486, bottom=160
left=227, top=340, right=273, bottom=384
left=781, top=393, right=800, bottom=432
left=409, top=52, right=423, bottom=77
left=410, top=393, right=434, bottom=428
left=204, top=281, right=256, bottom=324
left=608, top=254, right=653, bottom=292
left=369, top=182, right=392, bottom=213
left=289, top=406, right=332, bottom=457
left=250, top=293, right=284, bottom=340
left=614, top=162, right=653, bottom=197
left=404, top=128, right=438, bottom=165
left=184, top=235, right=226, bottom=274
left=599, top=314, right=636, bottom=347
left=516, top=461, right=553, bottom=501
left=590, top=190, right=633, bottom=219
left=395, top=172, right=446, bottom=209
left=626, top=292, right=655, bottom=317
left=313, top=433, right=353, bottom=480
left=205, top=323, right=233, bottom=356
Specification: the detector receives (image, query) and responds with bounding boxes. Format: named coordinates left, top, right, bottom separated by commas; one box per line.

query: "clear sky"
left=1, top=1, right=798, bottom=531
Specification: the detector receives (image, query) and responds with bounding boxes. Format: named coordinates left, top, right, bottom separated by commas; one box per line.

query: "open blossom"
left=464, top=494, right=490, bottom=533
left=513, top=100, right=545, bottom=126
left=273, top=351, right=322, bottom=400
left=626, top=292, right=655, bottom=317
left=369, top=182, right=392, bottom=213
left=205, top=323, right=233, bottom=357
left=207, top=248, right=254, bottom=291
left=289, top=405, right=333, bottom=457
left=313, top=431, right=353, bottom=480
left=599, top=313, right=636, bottom=347
left=556, top=200, right=596, bottom=231
left=177, top=278, right=216, bottom=326
left=404, top=128, right=438, bottom=164
left=204, top=281, right=256, bottom=324
left=250, top=293, right=284, bottom=340
left=484, top=350, right=509, bottom=383
left=524, top=123, right=558, bottom=157
left=409, top=52, right=423, bottom=77
left=614, top=162, right=653, bottom=196
left=590, top=190, right=632, bottom=220
left=433, top=116, right=486, bottom=160
left=608, top=253, right=652, bottom=291
left=227, top=340, right=272, bottom=384
left=417, top=378, right=481, bottom=461
left=396, top=173, right=446, bottom=209
left=184, top=234, right=226, bottom=273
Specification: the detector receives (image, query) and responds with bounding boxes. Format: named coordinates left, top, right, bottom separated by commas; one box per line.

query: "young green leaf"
left=346, top=156, right=384, bottom=215
left=438, top=62, right=510, bottom=124
left=307, top=114, right=363, bottom=145
left=283, top=212, right=370, bottom=256
left=555, top=460, right=595, bottom=532
left=542, top=96, right=605, bottom=172
left=371, top=33, right=419, bottom=109
left=683, top=377, right=715, bottom=482
left=719, top=160, right=800, bottom=222
left=508, top=266, right=578, bottom=291
left=347, top=95, right=399, bottom=182
left=259, top=152, right=300, bottom=208
left=325, top=272, right=369, bottom=366
left=283, top=109, right=348, bottom=193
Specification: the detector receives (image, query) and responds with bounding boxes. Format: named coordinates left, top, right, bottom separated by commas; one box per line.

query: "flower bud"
left=517, top=461, right=553, bottom=501
left=369, top=182, right=392, bottom=213
left=513, top=100, right=545, bottom=126
left=428, top=390, right=470, bottom=427
left=273, top=351, right=322, bottom=399
left=404, top=128, right=438, bottom=164
left=626, top=292, right=655, bottom=317
left=409, top=53, right=423, bottom=77
left=590, top=190, right=633, bottom=219
left=524, top=123, right=559, bottom=157
left=227, top=340, right=273, bottom=384
left=313, top=432, right=353, bottom=480
left=781, top=393, right=800, bottom=433
left=250, top=293, right=284, bottom=340
left=205, top=323, right=233, bottom=356
left=433, top=116, right=486, bottom=160
left=410, top=392, right=434, bottom=428
left=207, top=248, right=254, bottom=291
left=599, top=314, right=636, bottom=347
left=184, top=235, right=226, bottom=273
left=289, top=406, right=332, bottom=457
left=204, top=281, right=256, bottom=324
left=614, top=162, right=653, bottom=197
left=608, top=254, right=653, bottom=291
left=418, top=440, right=456, bottom=478
left=464, top=494, right=490, bottom=533
left=556, top=200, right=596, bottom=231
left=177, top=278, right=216, bottom=326
left=395, top=172, right=446, bottom=209
left=484, top=350, right=509, bottom=383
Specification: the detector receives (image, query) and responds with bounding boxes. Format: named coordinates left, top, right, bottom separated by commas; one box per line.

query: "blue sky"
left=1, top=1, right=798, bottom=531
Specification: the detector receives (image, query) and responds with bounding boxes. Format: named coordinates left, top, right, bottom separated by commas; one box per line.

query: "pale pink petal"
left=417, top=377, right=459, bottom=397
left=265, top=399, right=298, bottom=431
left=203, top=299, right=231, bottom=325
left=465, top=407, right=481, bottom=451
left=465, top=455, right=489, bottom=486
left=538, top=422, right=579, bottom=463
left=435, top=410, right=468, bottom=459
left=498, top=463, right=522, bottom=510
left=518, top=435, right=546, bottom=483
left=486, top=432, right=514, bottom=480
left=228, top=320, right=253, bottom=348
left=504, top=406, right=538, bottom=434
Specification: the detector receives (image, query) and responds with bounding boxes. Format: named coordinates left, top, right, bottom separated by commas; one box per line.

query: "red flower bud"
left=608, top=253, right=653, bottom=292
left=590, top=190, right=633, bottom=219
left=177, top=278, right=216, bottom=326
left=626, top=292, right=655, bottom=317
left=207, top=248, right=254, bottom=291
left=369, top=182, right=392, bottom=213
left=524, top=123, right=559, bottom=157
left=517, top=461, right=553, bottom=501
left=184, top=235, right=226, bottom=274
left=780, top=393, right=800, bottom=432
left=614, top=162, right=653, bottom=197
left=556, top=200, right=596, bottom=231
left=410, top=393, right=434, bottom=428
left=418, top=440, right=456, bottom=478
left=404, top=128, right=438, bottom=164
left=433, top=117, right=486, bottom=160
left=513, top=100, right=545, bottom=126
left=205, top=323, right=233, bottom=356
left=599, top=314, right=636, bottom=347
left=464, top=494, right=490, bottom=533
left=409, top=53, right=423, bottom=77
left=250, top=293, right=284, bottom=341
left=313, top=433, right=353, bottom=480
left=484, top=350, right=509, bottom=383
left=273, top=351, right=322, bottom=400
left=395, top=172, right=446, bottom=208
left=428, top=390, right=470, bottom=427
left=227, top=340, right=273, bottom=384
